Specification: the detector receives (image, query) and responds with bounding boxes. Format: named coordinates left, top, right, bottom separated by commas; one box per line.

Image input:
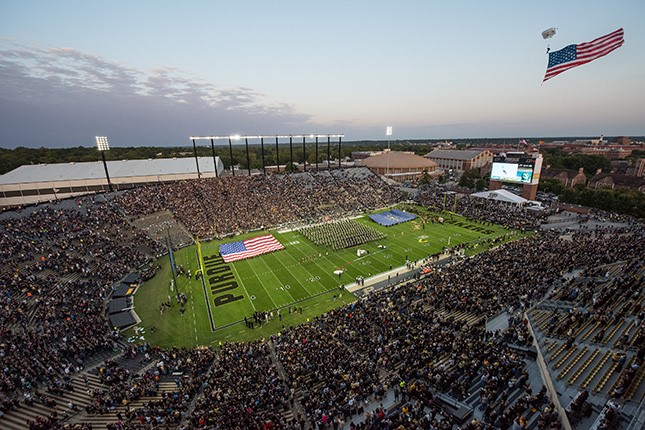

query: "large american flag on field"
left=219, top=234, right=284, bottom=263
left=543, top=28, right=624, bottom=82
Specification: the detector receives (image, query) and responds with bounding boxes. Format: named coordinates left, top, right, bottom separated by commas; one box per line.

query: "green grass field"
left=128, top=206, right=518, bottom=348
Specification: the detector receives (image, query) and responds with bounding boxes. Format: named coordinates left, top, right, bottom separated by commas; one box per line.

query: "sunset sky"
left=1, top=1, right=643, bottom=147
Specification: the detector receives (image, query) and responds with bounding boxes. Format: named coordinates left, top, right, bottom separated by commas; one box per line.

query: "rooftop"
left=362, top=151, right=437, bottom=170
left=425, top=149, right=490, bottom=160
left=0, top=157, right=220, bottom=185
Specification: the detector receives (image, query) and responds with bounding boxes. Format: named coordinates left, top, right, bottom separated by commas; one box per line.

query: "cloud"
left=0, top=44, right=312, bottom=147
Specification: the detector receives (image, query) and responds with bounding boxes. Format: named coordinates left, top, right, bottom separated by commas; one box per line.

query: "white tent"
left=471, top=189, right=527, bottom=205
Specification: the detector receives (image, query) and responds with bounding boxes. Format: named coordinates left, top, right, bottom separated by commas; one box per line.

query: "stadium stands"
left=0, top=169, right=643, bottom=430
left=113, top=167, right=403, bottom=238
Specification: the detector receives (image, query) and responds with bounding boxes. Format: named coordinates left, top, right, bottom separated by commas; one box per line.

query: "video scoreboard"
left=490, top=153, right=542, bottom=185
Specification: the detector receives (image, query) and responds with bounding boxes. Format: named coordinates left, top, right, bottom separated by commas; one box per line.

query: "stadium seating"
left=1, top=175, right=644, bottom=429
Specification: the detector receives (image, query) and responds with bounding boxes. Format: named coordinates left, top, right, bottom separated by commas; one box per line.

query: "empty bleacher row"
left=528, top=257, right=645, bottom=426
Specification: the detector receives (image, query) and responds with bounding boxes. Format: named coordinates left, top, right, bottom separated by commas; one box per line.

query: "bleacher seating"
left=1, top=173, right=643, bottom=430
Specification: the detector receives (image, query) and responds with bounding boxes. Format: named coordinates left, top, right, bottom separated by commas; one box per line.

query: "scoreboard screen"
left=490, top=156, right=538, bottom=184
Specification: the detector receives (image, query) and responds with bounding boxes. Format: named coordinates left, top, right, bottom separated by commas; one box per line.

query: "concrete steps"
left=73, top=380, right=179, bottom=428
left=0, top=373, right=103, bottom=430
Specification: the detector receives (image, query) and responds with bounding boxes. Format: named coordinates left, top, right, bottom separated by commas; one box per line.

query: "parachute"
left=542, top=27, right=557, bottom=40
left=542, top=27, right=557, bottom=54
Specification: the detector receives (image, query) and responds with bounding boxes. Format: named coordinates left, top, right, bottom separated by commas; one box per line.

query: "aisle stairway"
left=72, top=379, right=179, bottom=428
left=1, top=373, right=103, bottom=430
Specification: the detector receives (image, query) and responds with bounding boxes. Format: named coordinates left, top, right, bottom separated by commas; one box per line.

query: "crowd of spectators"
left=268, top=219, right=643, bottom=429
left=417, top=188, right=543, bottom=231
left=87, top=346, right=216, bottom=429
left=114, top=168, right=402, bottom=238
left=0, top=197, right=163, bottom=422
left=0, top=170, right=643, bottom=430
left=186, top=341, right=291, bottom=429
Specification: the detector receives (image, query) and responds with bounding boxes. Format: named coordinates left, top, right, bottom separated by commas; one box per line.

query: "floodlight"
left=95, top=136, right=113, bottom=192
left=96, top=136, right=110, bottom=151
left=386, top=127, right=393, bottom=136
left=189, top=134, right=344, bottom=141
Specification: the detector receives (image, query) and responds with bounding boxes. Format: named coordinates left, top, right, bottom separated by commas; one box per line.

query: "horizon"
left=2, top=134, right=645, bottom=151
left=2, top=1, right=644, bottom=148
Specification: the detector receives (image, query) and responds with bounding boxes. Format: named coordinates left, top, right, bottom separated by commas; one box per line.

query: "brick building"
left=541, top=167, right=588, bottom=188
left=588, top=173, right=645, bottom=192
left=424, top=149, right=493, bottom=172
left=361, top=151, right=438, bottom=182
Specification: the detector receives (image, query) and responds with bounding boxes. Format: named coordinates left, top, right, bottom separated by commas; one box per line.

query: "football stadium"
left=0, top=161, right=643, bottom=430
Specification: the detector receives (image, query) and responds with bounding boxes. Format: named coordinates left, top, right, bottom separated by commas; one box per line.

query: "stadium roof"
left=0, top=157, right=219, bottom=185
left=362, top=151, right=437, bottom=169
left=425, top=149, right=490, bottom=160
left=471, top=189, right=527, bottom=204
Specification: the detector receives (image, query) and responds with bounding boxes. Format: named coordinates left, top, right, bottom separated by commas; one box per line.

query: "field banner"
left=219, top=234, right=284, bottom=263
left=369, top=209, right=417, bottom=227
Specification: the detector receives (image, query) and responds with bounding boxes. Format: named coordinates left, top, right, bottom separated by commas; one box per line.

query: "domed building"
left=360, top=150, right=439, bottom=182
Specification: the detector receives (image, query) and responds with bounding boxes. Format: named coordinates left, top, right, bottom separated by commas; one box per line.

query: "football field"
left=130, top=206, right=518, bottom=347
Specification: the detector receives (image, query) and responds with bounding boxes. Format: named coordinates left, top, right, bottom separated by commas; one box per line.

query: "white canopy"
left=471, top=189, right=527, bottom=205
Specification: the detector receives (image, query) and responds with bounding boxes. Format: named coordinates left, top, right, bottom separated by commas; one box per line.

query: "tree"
left=539, top=178, right=566, bottom=195
left=562, top=154, right=611, bottom=177
left=459, top=168, right=482, bottom=189
left=419, top=170, right=431, bottom=185
left=475, top=178, right=486, bottom=191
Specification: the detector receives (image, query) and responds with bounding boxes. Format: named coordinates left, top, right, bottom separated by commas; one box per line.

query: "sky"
left=1, top=0, right=644, bottom=148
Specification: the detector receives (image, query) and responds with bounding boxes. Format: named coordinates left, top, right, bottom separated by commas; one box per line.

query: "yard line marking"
left=229, top=263, right=258, bottom=311
left=287, top=232, right=363, bottom=286
left=250, top=256, right=300, bottom=304
left=275, top=236, right=339, bottom=295
left=243, top=259, right=282, bottom=308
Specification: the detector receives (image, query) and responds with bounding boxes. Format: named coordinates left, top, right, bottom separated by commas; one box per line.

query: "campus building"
left=541, top=167, right=588, bottom=188
left=360, top=150, right=438, bottom=182
left=424, top=149, right=493, bottom=172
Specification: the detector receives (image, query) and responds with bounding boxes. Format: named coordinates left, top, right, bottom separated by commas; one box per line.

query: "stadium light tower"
left=327, top=135, right=331, bottom=170
left=229, top=135, right=242, bottom=176
left=189, top=134, right=344, bottom=175
left=210, top=138, right=219, bottom=178
left=315, top=135, right=319, bottom=171
left=302, top=136, right=307, bottom=172
left=275, top=136, right=280, bottom=173
left=260, top=136, right=266, bottom=174
left=95, top=136, right=113, bottom=192
left=245, top=137, right=251, bottom=176
left=289, top=136, right=294, bottom=171
left=191, top=138, right=201, bottom=179
left=386, top=126, right=393, bottom=176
